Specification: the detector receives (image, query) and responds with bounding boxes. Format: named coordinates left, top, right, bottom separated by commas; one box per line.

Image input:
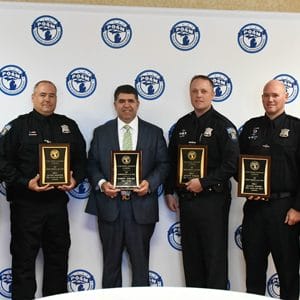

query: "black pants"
left=242, top=197, right=300, bottom=300
left=98, top=199, right=155, bottom=288
left=179, top=192, right=231, bottom=289
left=10, top=194, right=70, bottom=300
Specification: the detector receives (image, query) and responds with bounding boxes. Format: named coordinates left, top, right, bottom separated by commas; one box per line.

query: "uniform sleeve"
left=200, top=123, right=240, bottom=189
left=293, top=122, right=300, bottom=210
left=70, top=122, right=87, bottom=185
left=0, top=121, right=30, bottom=187
left=164, top=123, right=179, bottom=195
left=238, top=122, right=250, bottom=155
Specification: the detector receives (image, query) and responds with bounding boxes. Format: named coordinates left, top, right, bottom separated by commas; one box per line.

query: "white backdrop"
left=0, top=1, right=300, bottom=298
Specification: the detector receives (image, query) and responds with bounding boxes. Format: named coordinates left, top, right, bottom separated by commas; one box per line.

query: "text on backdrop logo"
left=68, top=269, right=96, bottom=292
left=208, top=72, right=233, bottom=102
left=66, top=67, right=97, bottom=98
left=0, top=65, right=27, bottom=96
left=135, top=70, right=165, bottom=100
left=31, top=15, right=63, bottom=46
left=149, top=270, right=163, bottom=286
left=273, top=74, right=299, bottom=103
left=170, top=20, right=200, bottom=51
left=101, top=18, right=132, bottom=49
left=238, top=23, right=268, bottom=53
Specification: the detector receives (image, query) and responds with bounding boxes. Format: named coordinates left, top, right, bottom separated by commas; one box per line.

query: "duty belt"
left=178, top=184, right=225, bottom=200
left=269, top=192, right=293, bottom=199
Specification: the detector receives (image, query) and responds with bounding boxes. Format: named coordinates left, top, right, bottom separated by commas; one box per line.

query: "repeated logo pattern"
left=0, top=65, right=27, bottom=96
left=31, top=15, right=63, bottom=46
left=274, top=74, right=299, bottom=103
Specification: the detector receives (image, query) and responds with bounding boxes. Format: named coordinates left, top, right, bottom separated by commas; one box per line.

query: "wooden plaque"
left=39, top=143, right=70, bottom=186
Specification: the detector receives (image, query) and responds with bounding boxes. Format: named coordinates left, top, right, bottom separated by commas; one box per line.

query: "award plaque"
left=238, top=154, right=271, bottom=197
left=112, top=150, right=141, bottom=190
left=177, top=145, right=207, bottom=187
left=39, top=143, right=70, bottom=186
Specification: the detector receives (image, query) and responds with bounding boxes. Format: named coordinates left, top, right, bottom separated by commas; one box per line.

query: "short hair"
left=190, top=75, right=214, bottom=90
left=33, top=80, right=57, bottom=93
left=114, top=84, right=138, bottom=101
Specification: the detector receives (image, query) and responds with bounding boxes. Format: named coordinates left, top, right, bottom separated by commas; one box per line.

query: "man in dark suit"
left=85, top=84, right=169, bottom=288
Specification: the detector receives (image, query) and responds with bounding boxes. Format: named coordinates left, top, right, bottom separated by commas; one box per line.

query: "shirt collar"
left=117, top=116, right=138, bottom=132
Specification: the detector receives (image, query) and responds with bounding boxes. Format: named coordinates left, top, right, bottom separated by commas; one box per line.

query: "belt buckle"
left=121, top=191, right=131, bottom=201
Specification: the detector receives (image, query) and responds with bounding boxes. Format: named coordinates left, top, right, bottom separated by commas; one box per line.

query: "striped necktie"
left=122, top=124, right=132, bottom=150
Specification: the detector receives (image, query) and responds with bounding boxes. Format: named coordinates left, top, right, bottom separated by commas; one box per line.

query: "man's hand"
left=101, top=181, right=120, bottom=198
left=165, top=194, right=179, bottom=212
left=133, top=180, right=149, bottom=196
left=28, top=174, right=54, bottom=192
left=57, top=171, right=77, bottom=192
left=247, top=195, right=267, bottom=201
left=185, top=178, right=203, bottom=193
left=285, top=208, right=300, bottom=226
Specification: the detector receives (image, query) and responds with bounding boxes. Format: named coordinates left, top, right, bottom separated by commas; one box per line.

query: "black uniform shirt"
left=165, top=107, right=239, bottom=195
left=239, top=112, right=300, bottom=209
left=0, top=109, right=86, bottom=198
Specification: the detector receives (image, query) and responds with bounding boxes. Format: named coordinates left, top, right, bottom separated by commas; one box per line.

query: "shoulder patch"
left=0, top=124, right=12, bottom=137
left=226, top=127, right=237, bottom=140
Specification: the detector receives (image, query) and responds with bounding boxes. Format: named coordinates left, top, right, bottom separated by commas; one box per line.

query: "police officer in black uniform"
left=165, top=75, right=239, bottom=289
left=239, top=80, right=300, bottom=300
left=0, top=80, right=86, bottom=300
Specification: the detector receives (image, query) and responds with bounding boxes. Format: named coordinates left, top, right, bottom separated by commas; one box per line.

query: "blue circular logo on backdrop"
left=149, top=270, right=164, bottom=286
left=170, top=20, right=200, bottom=51
left=68, top=269, right=96, bottom=292
left=135, top=70, right=165, bottom=100
left=0, top=182, right=6, bottom=196
left=273, top=74, right=299, bottom=103
left=31, top=15, right=63, bottom=46
left=66, top=67, right=97, bottom=98
left=0, top=65, right=27, bottom=96
left=208, top=72, right=232, bottom=102
left=267, top=273, right=280, bottom=298
left=167, top=221, right=181, bottom=251
left=157, top=184, right=164, bottom=197
left=234, top=224, right=243, bottom=250
left=101, top=18, right=132, bottom=49
left=0, top=268, right=12, bottom=298
left=238, top=23, right=268, bottom=53
left=67, top=178, right=91, bottom=199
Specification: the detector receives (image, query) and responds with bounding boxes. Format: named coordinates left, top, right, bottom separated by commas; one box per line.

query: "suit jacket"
left=85, top=117, right=169, bottom=224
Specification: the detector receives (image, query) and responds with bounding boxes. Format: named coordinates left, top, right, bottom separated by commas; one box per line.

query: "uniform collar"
left=192, top=106, right=214, bottom=120
left=264, top=111, right=286, bottom=128
left=31, top=109, right=54, bottom=121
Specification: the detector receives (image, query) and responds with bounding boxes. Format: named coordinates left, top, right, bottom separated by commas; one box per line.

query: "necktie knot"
left=124, top=124, right=131, bottom=131
left=123, top=125, right=132, bottom=150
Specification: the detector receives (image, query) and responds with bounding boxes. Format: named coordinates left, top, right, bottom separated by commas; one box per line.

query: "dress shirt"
left=118, top=117, right=138, bottom=150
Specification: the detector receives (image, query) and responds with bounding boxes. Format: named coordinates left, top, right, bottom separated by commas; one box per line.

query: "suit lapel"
left=136, top=118, right=144, bottom=149
left=111, top=118, right=120, bottom=150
